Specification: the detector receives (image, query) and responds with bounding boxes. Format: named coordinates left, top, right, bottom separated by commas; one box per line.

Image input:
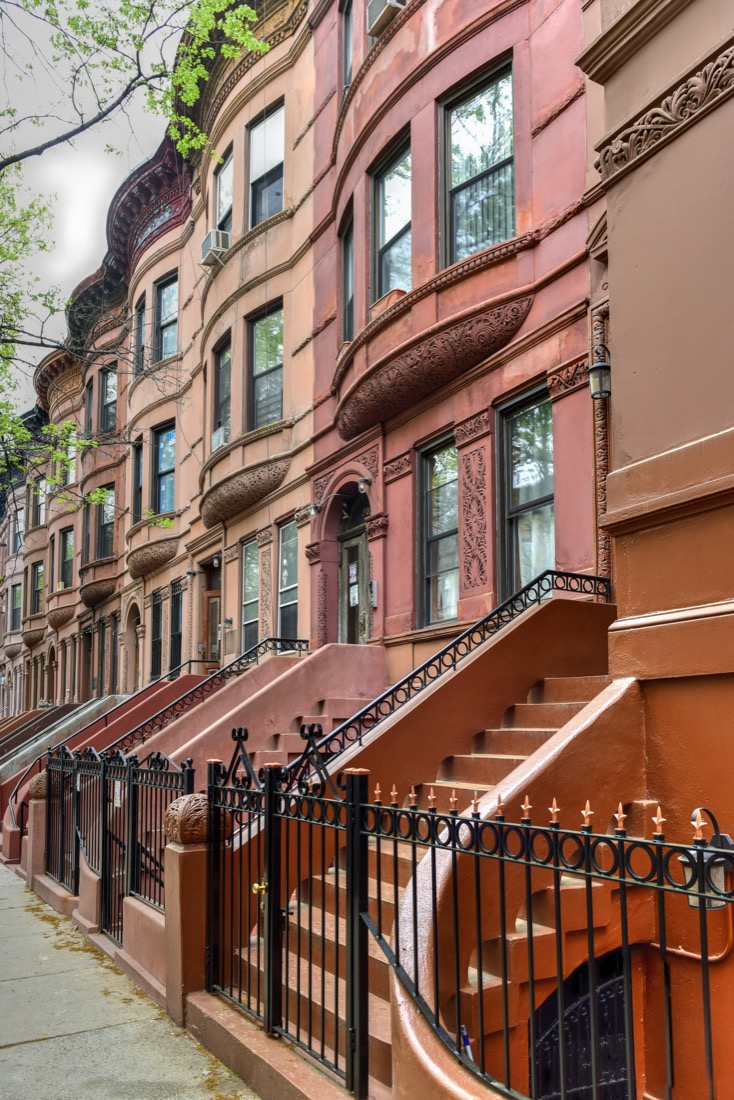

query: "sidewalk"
left=0, top=862, right=261, bottom=1100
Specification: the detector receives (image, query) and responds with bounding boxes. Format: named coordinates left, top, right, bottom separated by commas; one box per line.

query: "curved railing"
left=7, top=656, right=209, bottom=828
left=104, top=636, right=309, bottom=756
left=286, top=570, right=611, bottom=786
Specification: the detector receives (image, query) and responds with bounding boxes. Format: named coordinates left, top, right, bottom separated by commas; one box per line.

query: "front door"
left=339, top=534, right=370, bottom=644
left=203, top=592, right=221, bottom=666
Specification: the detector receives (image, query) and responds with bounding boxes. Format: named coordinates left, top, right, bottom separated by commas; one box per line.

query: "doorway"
left=201, top=557, right=222, bottom=668
left=338, top=494, right=370, bottom=644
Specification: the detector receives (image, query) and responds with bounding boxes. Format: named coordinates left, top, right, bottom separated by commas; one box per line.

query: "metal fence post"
left=124, top=756, right=138, bottom=898
left=345, top=768, right=369, bottom=1099
left=206, top=759, right=222, bottom=992
left=262, top=763, right=283, bottom=1035
left=45, top=750, right=53, bottom=877
left=99, top=753, right=109, bottom=931
left=71, top=752, right=81, bottom=895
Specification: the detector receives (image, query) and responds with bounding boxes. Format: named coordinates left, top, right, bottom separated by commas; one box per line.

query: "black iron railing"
left=206, top=732, right=732, bottom=1100
left=128, top=751, right=194, bottom=910
left=9, top=655, right=209, bottom=828
left=46, top=746, right=78, bottom=893
left=106, top=637, right=308, bottom=756
left=286, top=570, right=610, bottom=788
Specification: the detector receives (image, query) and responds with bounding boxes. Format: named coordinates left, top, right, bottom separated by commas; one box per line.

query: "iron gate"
left=46, top=746, right=78, bottom=893
left=100, top=750, right=129, bottom=943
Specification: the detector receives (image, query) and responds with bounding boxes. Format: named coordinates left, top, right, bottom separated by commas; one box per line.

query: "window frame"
left=341, top=0, right=353, bottom=91
left=241, top=538, right=259, bottom=654
left=419, top=439, right=460, bottom=628
left=373, top=142, right=412, bottom=302
left=153, top=422, right=176, bottom=515
left=85, top=378, right=94, bottom=435
left=169, top=580, right=182, bottom=676
left=151, top=589, right=163, bottom=680
left=30, top=560, right=44, bottom=615
left=497, top=388, right=555, bottom=598
left=31, top=477, right=46, bottom=528
left=441, top=63, right=515, bottom=268
left=341, top=216, right=354, bottom=343
left=249, top=305, right=284, bottom=431
left=154, top=273, right=178, bottom=362
left=99, top=367, right=118, bottom=433
left=248, top=102, right=285, bottom=229
left=213, top=336, right=232, bottom=436
left=10, top=583, right=21, bottom=631
left=96, top=484, right=115, bottom=560
left=277, top=520, right=298, bottom=639
left=215, top=147, right=234, bottom=235
left=134, top=294, right=146, bottom=375
left=59, top=527, right=74, bottom=589
left=48, top=534, right=55, bottom=593
left=12, top=508, right=24, bottom=553
left=131, top=438, right=143, bottom=524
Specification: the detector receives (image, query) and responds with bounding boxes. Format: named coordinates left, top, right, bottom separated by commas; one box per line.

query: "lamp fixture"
left=223, top=617, right=233, bottom=629
left=308, top=491, right=349, bottom=517
left=589, top=343, right=611, bottom=400
left=679, top=806, right=734, bottom=909
left=212, top=554, right=221, bottom=569
left=358, top=476, right=372, bottom=494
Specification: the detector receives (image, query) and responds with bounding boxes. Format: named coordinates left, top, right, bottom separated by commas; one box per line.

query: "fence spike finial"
left=652, top=805, right=665, bottom=835
left=428, top=787, right=436, bottom=809
left=582, top=800, right=593, bottom=827
left=390, top=784, right=399, bottom=806
left=472, top=791, right=479, bottom=814
left=374, top=782, right=381, bottom=803
left=521, top=795, right=532, bottom=820
left=409, top=785, right=417, bottom=807
left=693, top=808, right=705, bottom=842
left=496, top=792, right=505, bottom=818
left=450, top=789, right=458, bottom=812
left=549, top=798, right=560, bottom=824
left=614, top=802, right=627, bottom=831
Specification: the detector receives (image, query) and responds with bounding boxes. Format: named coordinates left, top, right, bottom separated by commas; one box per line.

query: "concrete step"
left=438, top=753, right=528, bottom=786
left=307, top=871, right=397, bottom=924
left=472, top=728, right=555, bottom=754
left=412, top=780, right=495, bottom=814
left=476, top=925, right=559, bottom=984
left=502, top=701, right=586, bottom=729
left=527, top=675, right=610, bottom=704
left=517, top=878, right=613, bottom=933
left=285, top=903, right=391, bottom=1000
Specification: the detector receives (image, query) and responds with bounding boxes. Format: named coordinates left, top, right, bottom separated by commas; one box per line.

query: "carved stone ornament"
left=317, top=569, right=328, bottom=648
left=597, top=46, right=734, bottom=182
left=355, top=448, right=379, bottom=481
left=128, top=536, right=179, bottom=580
left=454, top=411, right=491, bottom=447
left=4, top=643, right=22, bottom=660
left=305, top=542, right=321, bottom=564
left=295, top=507, right=312, bottom=528
left=383, top=453, right=412, bottom=484
left=591, top=303, right=611, bottom=579
left=164, top=793, right=209, bottom=844
left=22, top=626, right=45, bottom=649
left=29, top=770, right=48, bottom=801
left=336, top=297, right=532, bottom=440
left=47, top=606, right=75, bottom=631
left=260, top=548, right=273, bottom=638
left=313, top=473, right=331, bottom=504
left=257, top=526, right=274, bottom=548
left=80, top=579, right=116, bottom=609
left=365, top=513, right=389, bottom=541
left=461, top=448, right=488, bottom=590
left=547, top=361, right=589, bottom=401
left=223, top=545, right=239, bottom=564
left=201, top=458, right=291, bottom=528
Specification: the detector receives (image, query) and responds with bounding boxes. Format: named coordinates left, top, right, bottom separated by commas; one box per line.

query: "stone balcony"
left=21, top=614, right=46, bottom=650
left=47, top=584, right=78, bottom=632
left=79, top=556, right=118, bottom=609
left=126, top=516, right=180, bottom=580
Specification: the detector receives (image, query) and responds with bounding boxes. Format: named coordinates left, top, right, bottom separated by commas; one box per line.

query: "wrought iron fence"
left=45, top=744, right=194, bottom=944
left=206, top=729, right=733, bottom=1100
left=285, top=571, right=611, bottom=789
left=108, top=636, right=308, bottom=756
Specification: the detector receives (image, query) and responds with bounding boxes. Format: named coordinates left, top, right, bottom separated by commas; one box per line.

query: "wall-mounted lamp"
left=223, top=617, right=233, bottom=629
left=358, top=476, right=372, bottom=494
left=589, top=343, right=611, bottom=400
left=212, top=555, right=221, bottom=569
left=679, top=806, right=734, bottom=909
left=308, top=491, right=348, bottom=517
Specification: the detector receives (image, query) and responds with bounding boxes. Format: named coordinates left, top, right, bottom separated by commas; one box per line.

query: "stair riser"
left=503, top=702, right=584, bottom=729
left=440, top=756, right=527, bottom=786
left=472, top=729, right=554, bottom=755
left=307, top=878, right=395, bottom=925
left=285, top=923, right=390, bottom=1001
left=527, top=677, right=609, bottom=704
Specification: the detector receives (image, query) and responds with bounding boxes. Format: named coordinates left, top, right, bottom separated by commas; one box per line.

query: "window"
left=154, top=423, right=176, bottom=513
left=96, top=486, right=115, bottom=559
left=31, top=478, right=46, bottom=528
left=215, top=149, right=234, bottom=234
left=342, top=0, right=353, bottom=89
left=423, top=443, right=459, bottom=624
left=132, top=439, right=143, bottom=524
left=110, top=613, right=119, bottom=694
left=375, top=147, right=411, bottom=299
left=85, top=378, right=94, bottom=435
left=63, top=438, right=76, bottom=486
left=31, top=561, right=44, bottom=615
left=12, top=509, right=23, bottom=553
left=447, top=69, right=514, bottom=264
left=99, top=368, right=117, bottom=433
left=251, top=308, right=283, bottom=429
left=249, top=105, right=284, bottom=227
left=70, top=634, right=77, bottom=697
left=61, top=642, right=68, bottom=702
left=151, top=590, right=163, bottom=679
left=10, top=584, right=21, bottom=631
left=97, top=621, right=106, bottom=697
left=155, top=275, right=178, bottom=361
left=502, top=395, right=554, bottom=593
left=170, top=580, right=182, bottom=676
left=342, top=219, right=354, bottom=342
left=83, top=505, right=91, bottom=565
left=134, top=294, right=146, bottom=374
left=214, top=338, right=232, bottom=439
left=278, top=521, right=298, bottom=638
left=241, top=539, right=259, bottom=653
left=48, top=535, right=55, bottom=592
left=60, top=528, right=74, bottom=589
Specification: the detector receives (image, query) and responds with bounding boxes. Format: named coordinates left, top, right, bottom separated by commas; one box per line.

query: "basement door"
left=533, top=949, right=629, bottom=1099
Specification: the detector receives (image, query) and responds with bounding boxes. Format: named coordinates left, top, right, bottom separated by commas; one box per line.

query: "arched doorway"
left=338, top=492, right=371, bottom=644
left=124, top=603, right=141, bottom=692
left=46, top=645, right=56, bottom=705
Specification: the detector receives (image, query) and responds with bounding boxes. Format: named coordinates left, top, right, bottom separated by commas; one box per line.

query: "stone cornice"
left=595, top=43, right=734, bottom=184
left=576, top=0, right=696, bottom=85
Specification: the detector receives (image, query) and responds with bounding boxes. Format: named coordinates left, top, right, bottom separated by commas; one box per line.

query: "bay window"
left=153, top=423, right=176, bottom=513
left=249, top=105, right=284, bottom=227
left=375, top=147, right=412, bottom=298
left=422, top=443, right=459, bottom=624
left=155, top=275, right=178, bottom=361
left=251, top=308, right=283, bottom=429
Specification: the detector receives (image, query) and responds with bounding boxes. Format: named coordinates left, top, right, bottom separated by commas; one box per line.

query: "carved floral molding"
left=461, top=448, right=488, bottom=590
left=5, top=643, right=22, bottom=660
left=164, top=793, right=209, bottom=844
left=455, top=411, right=491, bottom=446
left=597, top=45, right=734, bottom=182
left=21, top=626, right=45, bottom=649
left=547, top=361, right=589, bottom=401
left=366, top=512, right=389, bottom=541
left=80, top=579, right=116, bottom=609
left=47, top=606, right=75, bottom=631
left=201, top=457, right=291, bottom=528
left=336, top=297, right=532, bottom=441
left=383, top=453, right=412, bottom=484
left=128, top=536, right=180, bottom=580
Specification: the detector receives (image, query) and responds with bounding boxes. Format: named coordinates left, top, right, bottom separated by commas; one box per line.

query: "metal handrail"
left=98, top=636, right=308, bottom=756
left=286, top=570, right=611, bottom=784
left=7, top=656, right=210, bottom=827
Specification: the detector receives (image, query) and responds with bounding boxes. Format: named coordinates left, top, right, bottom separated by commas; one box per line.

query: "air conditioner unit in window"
left=201, top=229, right=231, bottom=265
left=211, top=426, right=230, bottom=451
left=367, top=0, right=407, bottom=37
